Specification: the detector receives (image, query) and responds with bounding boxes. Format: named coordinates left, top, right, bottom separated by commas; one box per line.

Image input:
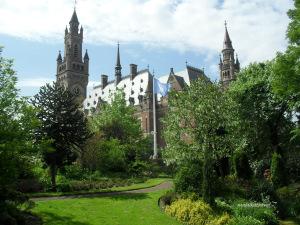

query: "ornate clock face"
left=73, top=86, right=81, bottom=96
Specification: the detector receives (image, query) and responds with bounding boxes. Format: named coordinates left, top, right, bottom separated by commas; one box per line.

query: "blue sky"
left=0, top=0, right=294, bottom=96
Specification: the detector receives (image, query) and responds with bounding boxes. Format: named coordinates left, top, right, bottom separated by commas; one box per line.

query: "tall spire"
left=115, top=42, right=122, bottom=85
left=70, top=9, right=79, bottom=25
left=116, top=42, right=121, bottom=68
left=223, top=21, right=233, bottom=49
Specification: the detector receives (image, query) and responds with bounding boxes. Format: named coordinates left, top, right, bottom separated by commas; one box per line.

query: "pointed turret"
left=65, top=26, right=68, bottom=35
left=84, top=49, right=89, bottom=61
left=115, top=43, right=122, bottom=85
left=69, top=9, right=79, bottom=34
left=57, top=50, right=62, bottom=62
left=223, top=21, right=233, bottom=49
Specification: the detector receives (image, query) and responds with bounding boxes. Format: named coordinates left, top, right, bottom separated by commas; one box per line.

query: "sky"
left=0, top=0, right=294, bottom=97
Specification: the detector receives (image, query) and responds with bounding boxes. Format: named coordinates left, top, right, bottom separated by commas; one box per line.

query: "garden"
left=1, top=1, right=300, bottom=225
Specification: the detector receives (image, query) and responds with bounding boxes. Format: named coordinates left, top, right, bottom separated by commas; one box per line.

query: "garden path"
left=31, top=181, right=173, bottom=201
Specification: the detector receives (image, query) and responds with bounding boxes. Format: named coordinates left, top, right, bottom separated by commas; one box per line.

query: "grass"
left=29, top=178, right=169, bottom=198
left=31, top=190, right=181, bottom=225
left=280, top=217, right=300, bottom=225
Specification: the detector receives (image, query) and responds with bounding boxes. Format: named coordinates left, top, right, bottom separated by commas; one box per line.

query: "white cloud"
left=0, top=0, right=294, bottom=66
left=17, top=78, right=54, bottom=88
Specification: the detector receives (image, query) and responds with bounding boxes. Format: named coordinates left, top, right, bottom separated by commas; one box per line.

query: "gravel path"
left=31, top=181, right=173, bottom=201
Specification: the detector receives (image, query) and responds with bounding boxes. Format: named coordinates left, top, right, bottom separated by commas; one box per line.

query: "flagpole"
left=152, top=71, right=158, bottom=159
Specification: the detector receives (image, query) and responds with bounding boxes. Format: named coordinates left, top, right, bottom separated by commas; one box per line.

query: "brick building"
left=56, top=10, right=240, bottom=148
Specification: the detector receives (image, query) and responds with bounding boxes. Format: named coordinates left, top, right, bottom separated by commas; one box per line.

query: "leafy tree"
left=228, top=63, right=292, bottom=159
left=163, top=78, right=232, bottom=205
left=87, top=90, right=151, bottom=172
left=0, top=48, right=41, bottom=223
left=272, top=0, right=300, bottom=138
left=32, top=82, right=89, bottom=190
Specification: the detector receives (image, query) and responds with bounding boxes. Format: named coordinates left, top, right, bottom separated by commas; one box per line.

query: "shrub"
left=247, top=179, right=276, bottom=202
left=165, top=198, right=231, bottom=225
left=174, top=160, right=202, bottom=194
left=233, top=150, right=253, bottom=180
left=231, top=200, right=278, bottom=225
left=285, top=149, right=300, bottom=183
left=62, top=163, right=88, bottom=180
left=276, top=183, right=300, bottom=217
left=158, top=191, right=179, bottom=209
left=271, top=152, right=285, bottom=188
left=208, top=213, right=231, bottom=225
left=229, top=216, right=263, bottom=225
left=165, top=198, right=212, bottom=225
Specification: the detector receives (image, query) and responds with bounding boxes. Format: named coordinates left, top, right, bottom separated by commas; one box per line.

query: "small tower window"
left=74, top=44, right=78, bottom=58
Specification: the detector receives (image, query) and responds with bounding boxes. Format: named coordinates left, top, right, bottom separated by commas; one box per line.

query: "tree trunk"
left=50, top=165, right=57, bottom=191
left=202, top=146, right=215, bottom=206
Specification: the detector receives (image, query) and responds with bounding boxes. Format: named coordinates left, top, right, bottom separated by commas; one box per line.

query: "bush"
left=247, top=179, right=276, bottom=202
left=233, top=150, right=253, bottom=180
left=174, top=160, right=202, bottom=194
left=158, top=191, right=179, bottom=209
left=276, top=183, right=300, bottom=217
left=231, top=200, right=278, bottom=225
left=285, top=149, right=300, bottom=183
left=229, top=216, right=263, bottom=225
left=271, top=152, right=285, bottom=188
left=165, top=198, right=212, bottom=225
left=165, top=198, right=231, bottom=225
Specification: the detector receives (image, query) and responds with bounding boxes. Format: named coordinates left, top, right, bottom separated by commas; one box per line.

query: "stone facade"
left=219, top=22, right=240, bottom=88
left=56, top=10, right=240, bottom=148
left=56, top=10, right=89, bottom=103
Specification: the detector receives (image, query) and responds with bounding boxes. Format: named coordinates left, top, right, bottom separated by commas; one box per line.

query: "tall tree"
left=0, top=48, right=41, bottom=223
left=163, top=79, right=232, bottom=205
left=32, top=82, right=89, bottom=190
left=228, top=62, right=292, bottom=158
left=272, top=0, right=300, bottom=138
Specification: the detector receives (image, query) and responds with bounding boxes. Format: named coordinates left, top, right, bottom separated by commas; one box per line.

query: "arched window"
left=74, top=44, right=78, bottom=58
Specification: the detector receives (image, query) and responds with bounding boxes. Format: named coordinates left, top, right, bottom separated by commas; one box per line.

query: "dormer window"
left=132, top=82, right=134, bottom=85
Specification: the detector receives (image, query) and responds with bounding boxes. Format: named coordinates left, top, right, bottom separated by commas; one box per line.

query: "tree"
left=32, top=82, right=89, bottom=190
left=0, top=47, right=41, bottom=223
left=87, top=90, right=151, bottom=173
left=163, top=78, right=232, bottom=205
left=272, top=0, right=300, bottom=138
left=228, top=63, right=293, bottom=158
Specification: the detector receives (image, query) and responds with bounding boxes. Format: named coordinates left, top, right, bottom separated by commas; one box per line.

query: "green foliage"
left=271, top=152, right=285, bottom=188
left=174, top=160, right=202, bottom=194
left=276, top=183, right=300, bottom=217
left=0, top=47, right=43, bottom=222
left=228, top=62, right=292, bottom=159
left=32, top=82, right=89, bottom=190
left=165, top=198, right=231, bottom=225
left=86, top=90, right=151, bottom=174
left=271, top=0, right=300, bottom=139
left=233, top=150, right=253, bottom=180
left=230, top=200, right=278, bottom=225
left=229, top=216, right=264, bottom=225
left=163, top=79, right=232, bottom=204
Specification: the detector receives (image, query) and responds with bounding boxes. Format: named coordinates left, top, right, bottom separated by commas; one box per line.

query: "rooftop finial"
left=224, top=20, right=227, bottom=28
left=185, top=60, right=188, bottom=66
left=74, top=0, right=77, bottom=10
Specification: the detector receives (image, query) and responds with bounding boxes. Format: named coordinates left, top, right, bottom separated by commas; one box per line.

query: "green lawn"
left=29, top=178, right=169, bottom=198
left=32, top=190, right=181, bottom=225
left=280, top=218, right=300, bottom=225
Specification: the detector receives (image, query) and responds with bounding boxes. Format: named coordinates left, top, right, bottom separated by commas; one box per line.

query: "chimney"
left=130, top=64, right=138, bottom=80
left=101, top=74, right=108, bottom=89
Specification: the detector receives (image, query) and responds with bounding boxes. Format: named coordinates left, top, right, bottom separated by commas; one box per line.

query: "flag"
left=153, top=78, right=171, bottom=97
